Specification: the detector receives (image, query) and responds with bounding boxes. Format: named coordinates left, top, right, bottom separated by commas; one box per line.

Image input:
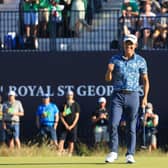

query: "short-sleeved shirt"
left=60, top=102, right=80, bottom=126
left=92, top=108, right=109, bottom=126
left=3, top=100, right=24, bottom=122
left=39, top=0, right=60, bottom=9
left=109, top=53, right=148, bottom=91
left=36, top=103, right=59, bottom=126
left=23, top=1, right=39, bottom=11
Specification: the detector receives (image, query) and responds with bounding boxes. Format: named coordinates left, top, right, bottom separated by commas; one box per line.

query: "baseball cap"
left=42, top=93, right=50, bottom=99
left=98, top=97, right=106, bottom=103
left=8, top=90, right=16, bottom=96
left=123, top=34, right=137, bottom=44
left=67, top=90, right=74, bottom=96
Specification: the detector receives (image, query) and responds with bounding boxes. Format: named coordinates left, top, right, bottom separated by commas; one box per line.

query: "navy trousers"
left=109, top=91, right=139, bottom=155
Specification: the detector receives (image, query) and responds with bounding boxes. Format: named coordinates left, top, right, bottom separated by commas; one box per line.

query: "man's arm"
left=54, top=112, right=59, bottom=129
left=60, top=113, right=69, bottom=129
left=105, top=63, right=114, bottom=82
left=141, top=73, right=150, bottom=108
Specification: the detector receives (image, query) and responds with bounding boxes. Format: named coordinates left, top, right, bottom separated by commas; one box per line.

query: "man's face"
left=124, top=41, right=136, bottom=56
left=8, top=95, right=15, bottom=102
left=99, top=102, right=106, bottom=108
left=42, top=97, right=50, bottom=105
left=66, top=94, right=74, bottom=101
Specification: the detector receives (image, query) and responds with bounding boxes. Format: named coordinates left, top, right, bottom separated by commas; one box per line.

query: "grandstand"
left=0, top=0, right=122, bottom=51
left=0, top=0, right=168, bottom=51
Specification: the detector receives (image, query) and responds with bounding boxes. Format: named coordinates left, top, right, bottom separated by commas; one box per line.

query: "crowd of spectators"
left=0, top=90, right=159, bottom=154
left=1, top=0, right=168, bottom=50
left=19, top=0, right=107, bottom=48
left=119, top=0, right=168, bottom=49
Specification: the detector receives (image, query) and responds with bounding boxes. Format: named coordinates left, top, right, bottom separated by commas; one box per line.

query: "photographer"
left=92, top=97, right=109, bottom=147
left=144, top=102, right=159, bottom=152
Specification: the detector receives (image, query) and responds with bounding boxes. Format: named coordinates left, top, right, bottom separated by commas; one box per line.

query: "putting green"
left=0, top=156, right=168, bottom=168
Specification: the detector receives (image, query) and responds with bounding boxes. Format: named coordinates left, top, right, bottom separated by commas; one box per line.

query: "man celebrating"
left=105, top=34, right=150, bottom=163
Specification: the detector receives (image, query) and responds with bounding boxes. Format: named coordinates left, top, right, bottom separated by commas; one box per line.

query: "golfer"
left=105, top=34, right=150, bottom=163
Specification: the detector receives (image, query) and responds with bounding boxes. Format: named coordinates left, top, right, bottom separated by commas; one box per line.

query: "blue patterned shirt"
left=109, top=53, right=148, bottom=91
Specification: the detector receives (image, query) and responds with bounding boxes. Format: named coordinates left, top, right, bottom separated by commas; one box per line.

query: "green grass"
left=0, top=155, right=168, bottom=168
left=0, top=144, right=168, bottom=168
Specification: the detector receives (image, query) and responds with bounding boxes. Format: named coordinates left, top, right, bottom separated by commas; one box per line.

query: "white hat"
left=8, top=90, right=16, bottom=96
left=123, top=34, right=137, bottom=44
left=98, top=97, right=106, bottom=103
left=67, top=90, right=74, bottom=96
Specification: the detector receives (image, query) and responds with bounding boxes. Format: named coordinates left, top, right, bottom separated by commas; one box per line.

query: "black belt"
left=115, top=90, right=135, bottom=94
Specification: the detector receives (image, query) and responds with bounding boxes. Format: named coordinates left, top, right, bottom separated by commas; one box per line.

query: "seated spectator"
left=144, top=102, right=159, bottom=152
left=58, top=91, right=80, bottom=156
left=121, top=0, right=139, bottom=17
left=23, top=0, right=39, bottom=49
left=36, top=94, right=59, bottom=148
left=91, top=97, right=109, bottom=147
left=139, top=2, right=156, bottom=49
left=139, top=0, right=161, bottom=13
left=153, top=4, right=168, bottom=48
left=119, top=5, right=139, bottom=37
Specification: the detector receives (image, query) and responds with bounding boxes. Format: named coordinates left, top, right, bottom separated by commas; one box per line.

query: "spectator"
left=36, top=94, right=59, bottom=148
left=91, top=97, right=109, bottom=147
left=119, top=5, right=139, bottom=37
left=0, top=94, right=6, bottom=145
left=144, top=102, right=159, bottom=152
left=39, top=0, right=50, bottom=37
left=121, top=0, right=139, bottom=17
left=49, top=0, right=64, bottom=50
left=153, top=4, right=168, bottom=48
left=69, top=0, right=90, bottom=37
left=139, top=2, right=156, bottom=49
left=23, top=0, right=39, bottom=49
left=58, top=91, right=80, bottom=156
left=60, top=0, right=72, bottom=37
left=139, top=0, right=161, bottom=13
left=2, top=91, right=24, bottom=149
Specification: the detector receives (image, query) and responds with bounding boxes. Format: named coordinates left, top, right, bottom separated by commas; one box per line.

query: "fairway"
left=0, top=156, right=168, bottom=168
